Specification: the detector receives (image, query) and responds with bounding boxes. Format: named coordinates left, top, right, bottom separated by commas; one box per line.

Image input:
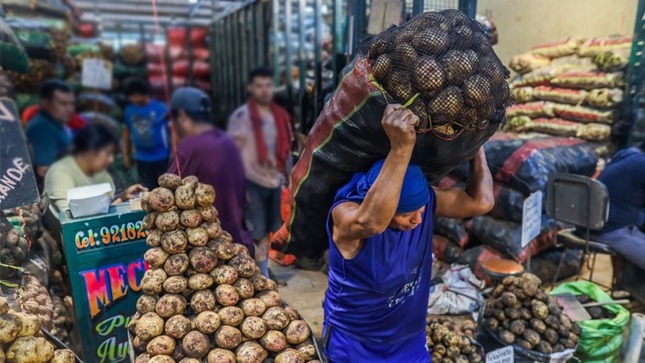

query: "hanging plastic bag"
left=550, top=281, right=630, bottom=363
left=0, top=18, right=30, bottom=73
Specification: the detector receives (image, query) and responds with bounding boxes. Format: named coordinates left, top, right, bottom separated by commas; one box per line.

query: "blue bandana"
left=334, top=159, right=430, bottom=213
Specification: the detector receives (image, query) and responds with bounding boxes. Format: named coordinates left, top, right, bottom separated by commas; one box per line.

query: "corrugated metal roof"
left=74, top=0, right=258, bottom=30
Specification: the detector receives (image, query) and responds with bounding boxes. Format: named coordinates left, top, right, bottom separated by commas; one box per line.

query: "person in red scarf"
left=228, top=67, right=293, bottom=280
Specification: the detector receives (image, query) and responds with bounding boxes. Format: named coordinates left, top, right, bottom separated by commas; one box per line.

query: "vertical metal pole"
left=116, top=23, right=123, bottom=49
left=210, top=0, right=219, bottom=117
left=164, top=25, right=173, bottom=95
left=240, top=7, right=249, bottom=103
left=224, top=16, right=233, bottom=114
left=458, top=0, right=477, bottom=18
left=332, top=0, right=342, bottom=86
left=313, top=0, right=323, bottom=123
left=297, top=0, right=306, bottom=130
left=186, top=23, right=195, bottom=86
left=285, top=0, right=293, bottom=103
left=412, top=0, right=424, bottom=16
left=237, top=10, right=246, bottom=107
left=138, top=22, right=145, bottom=44
left=350, top=0, right=367, bottom=56
left=272, top=0, right=280, bottom=85
left=625, top=0, right=645, bottom=146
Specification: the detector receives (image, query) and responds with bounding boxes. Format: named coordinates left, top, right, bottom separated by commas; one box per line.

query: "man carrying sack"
left=323, top=104, right=494, bottom=362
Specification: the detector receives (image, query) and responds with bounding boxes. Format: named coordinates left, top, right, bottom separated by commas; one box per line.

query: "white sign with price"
left=521, top=190, right=543, bottom=248
left=486, top=346, right=514, bottom=363
left=81, top=58, right=113, bottom=90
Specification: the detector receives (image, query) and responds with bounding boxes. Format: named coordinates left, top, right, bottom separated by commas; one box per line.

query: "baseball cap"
left=170, top=87, right=212, bottom=117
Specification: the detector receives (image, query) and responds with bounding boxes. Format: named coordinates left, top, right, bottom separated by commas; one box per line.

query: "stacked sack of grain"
left=506, top=35, right=632, bottom=151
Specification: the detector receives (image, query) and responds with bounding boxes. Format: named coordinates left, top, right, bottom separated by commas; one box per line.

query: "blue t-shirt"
left=26, top=111, right=71, bottom=166
left=124, top=100, right=170, bottom=162
left=324, top=193, right=435, bottom=347
left=599, top=147, right=645, bottom=232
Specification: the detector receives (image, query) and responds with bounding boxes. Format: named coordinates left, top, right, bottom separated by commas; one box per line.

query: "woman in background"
left=44, top=124, right=146, bottom=217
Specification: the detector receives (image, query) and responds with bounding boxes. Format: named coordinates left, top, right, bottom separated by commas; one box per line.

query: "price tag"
left=486, top=346, right=514, bottom=363
left=81, top=58, right=113, bottom=90
left=521, top=190, right=543, bottom=248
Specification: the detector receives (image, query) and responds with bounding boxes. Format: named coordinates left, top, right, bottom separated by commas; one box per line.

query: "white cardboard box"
left=67, top=183, right=113, bottom=218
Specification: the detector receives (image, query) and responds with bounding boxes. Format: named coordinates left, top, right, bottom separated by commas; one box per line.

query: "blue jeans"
left=596, top=226, right=645, bottom=270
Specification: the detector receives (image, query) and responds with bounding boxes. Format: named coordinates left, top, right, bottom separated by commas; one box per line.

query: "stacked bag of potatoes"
left=132, top=174, right=320, bottom=363
left=482, top=273, right=580, bottom=356
left=506, top=35, right=633, bottom=148
left=0, top=296, right=76, bottom=363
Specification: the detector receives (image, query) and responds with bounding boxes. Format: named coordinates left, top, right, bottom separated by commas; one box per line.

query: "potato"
left=240, top=316, right=267, bottom=339
left=133, top=336, right=148, bottom=353
left=141, top=269, right=167, bottom=295
left=164, top=253, right=190, bottom=276
left=15, top=313, right=40, bottom=337
left=537, top=341, right=554, bottom=354
left=141, top=192, right=153, bottom=213
left=158, top=174, right=182, bottom=190
left=195, top=183, right=216, bottom=207
left=499, top=329, right=515, bottom=344
left=501, top=292, right=518, bottom=308
left=146, top=229, right=163, bottom=247
left=182, top=176, right=199, bottom=188
left=194, top=311, right=221, bottom=334
left=209, top=239, right=236, bottom=260
left=175, top=185, right=197, bottom=209
left=50, top=349, right=76, bottom=363
left=148, top=356, right=174, bottom=363
left=145, top=247, right=170, bottom=268
left=0, top=297, right=9, bottom=315
left=275, top=349, right=305, bottom=363
left=191, top=290, right=216, bottom=313
left=155, top=210, right=179, bottom=232
left=284, top=306, right=299, bottom=321
left=524, top=328, right=541, bottom=346
left=147, top=335, right=176, bottom=356
left=5, top=336, right=54, bottom=363
left=189, top=247, right=218, bottom=273
left=229, top=255, right=259, bottom=278
left=137, top=295, right=158, bottom=314
left=149, top=188, right=175, bottom=212
left=257, top=291, right=282, bottom=308
left=215, top=284, right=240, bottom=307
left=234, top=278, right=255, bottom=299
left=202, top=221, right=223, bottom=239
left=207, top=348, right=236, bottom=363
left=161, top=230, right=188, bottom=254
left=163, top=276, right=188, bottom=294
left=504, top=307, right=521, bottom=321
left=188, top=273, right=214, bottom=290
left=250, top=274, right=272, bottom=292
left=180, top=210, right=203, bottom=228
left=198, top=205, right=218, bottom=222
left=215, top=326, right=243, bottom=349
left=285, top=320, right=310, bottom=345
left=183, top=331, right=210, bottom=358
left=531, top=301, right=549, bottom=320
left=186, top=228, right=209, bottom=247
left=156, top=294, right=187, bottom=318
left=232, top=243, right=250, bottom=256
left=211, top=265, right=238, bottom=285
left=296, top=343, right=316, bottom=360
left=510, top=320, right=526, bottom=335
left=519, top=307, right=532, bottom=320
left=172, top=344, right=186, bottom=361
left=262, top=307, right=289, bottom=330
left=236, top=341, right=268, bottom=363
left=179, top=359, right=200, bottom=363
left=240, top=298, right=268, bottom=317
left=135, top=353, right=151, bottom=363
left=218, top=306, right=244, bottom=326
left=530, top=318, right=547, bottom=334
left=142, top=212, right=158, bottom=231
left=163, top=315, right=192, bottom=339
left=260, top=330, right=288, bottom=352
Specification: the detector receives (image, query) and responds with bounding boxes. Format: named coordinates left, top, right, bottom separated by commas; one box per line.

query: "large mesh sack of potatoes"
left=280, top=9, right=512, bottom=261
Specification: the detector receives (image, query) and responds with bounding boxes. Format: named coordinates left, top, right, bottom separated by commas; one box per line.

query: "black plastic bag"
left=434, top=217, right=469, bottom=247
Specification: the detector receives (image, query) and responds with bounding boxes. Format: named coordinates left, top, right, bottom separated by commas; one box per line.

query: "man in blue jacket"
left=596, top=143, right=645, bottom=269
left=323, top=104, right=495, bottom=362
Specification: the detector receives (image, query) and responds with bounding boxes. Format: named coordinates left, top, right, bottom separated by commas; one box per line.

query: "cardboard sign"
left=486, top=345, right=514, bottom=363
left=60, top=204, right=149, bottom=362
left=81, top=58, right=113, bottom=90
left=367, top=0, right=403, bottom=35
left=521, top=191, right=543, bottom=248
left=0, top=98, right=39, bottom=210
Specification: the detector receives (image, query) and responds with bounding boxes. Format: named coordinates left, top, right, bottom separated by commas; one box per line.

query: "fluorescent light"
left=188, top=0, right=198, bottom=3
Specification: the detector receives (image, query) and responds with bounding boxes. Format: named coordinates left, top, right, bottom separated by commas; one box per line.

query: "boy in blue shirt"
left=122, top=79, right=171, bottom=189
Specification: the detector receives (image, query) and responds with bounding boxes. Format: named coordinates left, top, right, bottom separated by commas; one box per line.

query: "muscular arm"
left=433, top=147, right=494, bottom=218
left=121, top=127, right=132, bottom=168
left=331, top=105, right=418, bottom=257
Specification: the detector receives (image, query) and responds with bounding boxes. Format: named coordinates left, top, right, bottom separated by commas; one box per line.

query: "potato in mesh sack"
left=277, top=9, right=512, bottom=261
